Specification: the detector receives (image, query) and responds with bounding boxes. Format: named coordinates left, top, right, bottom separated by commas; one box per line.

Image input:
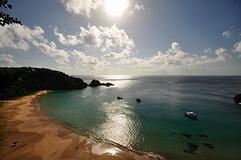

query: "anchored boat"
left=184, top=111, right=197, bottom=119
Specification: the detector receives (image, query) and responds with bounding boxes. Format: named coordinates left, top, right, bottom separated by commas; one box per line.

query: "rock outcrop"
left=233, top=94, right=241, bottom=103
left=88, top=79, right=114, bottom=87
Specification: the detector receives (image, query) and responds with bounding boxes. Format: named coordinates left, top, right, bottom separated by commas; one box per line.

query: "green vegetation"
left=0, top=102, right=7, bottom=149
left=0, top=0, right=22, bottom=26
left=0, top=67, right=87, bottom=100
left=0, top=111, right=7, bottom=149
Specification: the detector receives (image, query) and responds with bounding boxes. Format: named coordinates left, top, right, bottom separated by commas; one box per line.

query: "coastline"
left=0, top=91, right=166, bottom=160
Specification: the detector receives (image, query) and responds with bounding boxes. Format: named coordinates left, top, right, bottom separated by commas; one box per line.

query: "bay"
left=40, top=76, right=241, bottom=160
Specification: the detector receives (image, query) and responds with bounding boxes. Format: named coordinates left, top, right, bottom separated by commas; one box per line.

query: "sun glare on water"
left=105, top=0, right=129, bottom=16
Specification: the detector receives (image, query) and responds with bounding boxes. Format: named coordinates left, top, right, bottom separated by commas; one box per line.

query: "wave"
left=88, top=134, right=165, bottom=160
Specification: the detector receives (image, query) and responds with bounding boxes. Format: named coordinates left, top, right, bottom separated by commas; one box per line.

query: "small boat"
left=184, top=111, right=197, bottom=119
left=136, top=98, right=141, bottom=102
left=117, top=96, right=123, bottom=100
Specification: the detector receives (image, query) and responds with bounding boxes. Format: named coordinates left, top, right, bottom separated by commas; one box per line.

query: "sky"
left=0, top=0, right=241, bottom=76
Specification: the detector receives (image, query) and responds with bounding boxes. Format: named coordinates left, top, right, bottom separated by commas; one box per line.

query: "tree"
left=0, top=0, right=22, bottom=26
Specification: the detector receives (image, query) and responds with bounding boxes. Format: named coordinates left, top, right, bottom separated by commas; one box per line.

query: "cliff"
left=0, top=67, right=87, bottom=100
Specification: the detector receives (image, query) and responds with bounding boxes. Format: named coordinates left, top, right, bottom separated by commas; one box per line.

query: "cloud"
left=54, top=25, right=102, bottom=47
left=129, top=3, right=146, bottom=15
left=128, top=10, right=134, bottom=15
left=232, top=41, right=241, bottom=58
left=101, top=49, right=131, bottom=59
left=232, top=41, right=241, bottom=53
left=222, top=30, right=231, bottom=38
left=0, top=24, right=73, bottom=65
left=71, top=50, right=111, bottom=70
left=0, top=25, right=44, bottom=51
left=101, top=52, right=120, bottom=59
left=60, top=0, right=104, bottom=17
left=214, top=48, right=232, bottom=62
left=165, top=42, right=188, bottom=65
left=99, top=24, right=135, bottom=58
left=0, top=54, right=15, bottom=66
left=80, top=25, right=103, bottom=47
left=72, top=50, right=98, bottom=65
left=54, top=24, right=135, bottom=59
left=117, top=42, right=232, bottom=73
left=203, top=48, right=212, bottom=54
left=168, top=42, right=181, bottom=53
left=134, top=4, right=146, bottom=10
left=32, top=41, right=70, bottom=65
left=54, top=27, right=80, bottom=45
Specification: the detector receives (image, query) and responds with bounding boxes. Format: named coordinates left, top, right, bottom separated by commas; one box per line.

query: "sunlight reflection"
left=101, top=75, right=135, bottom=88
left=108, top=148, right=117, bottom=155
left=96, top=100, right=140, bottom=148
left=102, top=75, right=133, bottom=80
left=91, top=142, right=120, bottom=156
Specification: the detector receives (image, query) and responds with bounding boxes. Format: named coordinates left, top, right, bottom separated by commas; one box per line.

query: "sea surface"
left=39, top=75, right=241, bottom=160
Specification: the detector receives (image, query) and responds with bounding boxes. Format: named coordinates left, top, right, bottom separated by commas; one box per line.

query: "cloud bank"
left=0, top=22, right=238, bottom=74
left=60, top=0, right=104, bottom=17
left=54, top=24, right=135, bottom=59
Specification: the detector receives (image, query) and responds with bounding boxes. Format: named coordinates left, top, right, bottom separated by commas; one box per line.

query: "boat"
left=184, top=111, right=197, bottom=119
left=136, top=98, right=141, bottom=102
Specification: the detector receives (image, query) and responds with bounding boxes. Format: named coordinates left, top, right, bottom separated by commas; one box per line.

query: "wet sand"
left=0, top=91, right=166, bottom=160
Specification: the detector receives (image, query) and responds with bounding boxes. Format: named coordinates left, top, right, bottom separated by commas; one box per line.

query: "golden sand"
left=0, top=91, right=166, bottom=160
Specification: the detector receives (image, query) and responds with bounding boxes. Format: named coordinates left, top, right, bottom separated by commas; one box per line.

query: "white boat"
left=184, top=111, right=197, bottom=119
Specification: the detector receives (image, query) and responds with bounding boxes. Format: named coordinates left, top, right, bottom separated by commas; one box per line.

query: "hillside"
left=0, top=67, right=87, bottom=100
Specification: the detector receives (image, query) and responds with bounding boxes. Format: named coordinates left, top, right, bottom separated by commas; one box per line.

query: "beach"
left=0, top=91, right=166, bottom=160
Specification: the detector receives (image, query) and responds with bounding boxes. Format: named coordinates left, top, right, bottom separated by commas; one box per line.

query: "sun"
left=104, top=0, right=129, bottom=16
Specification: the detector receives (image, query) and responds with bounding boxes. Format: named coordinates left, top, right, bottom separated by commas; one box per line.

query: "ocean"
left=39, top=75, right=241, bottom=160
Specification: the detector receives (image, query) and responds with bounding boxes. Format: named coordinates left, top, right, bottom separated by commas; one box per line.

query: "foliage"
left=0, top=67, right=87, bottom=100
left=0, top=112, right=7, bottom=149
left=0, top=0, right=22, bottom=26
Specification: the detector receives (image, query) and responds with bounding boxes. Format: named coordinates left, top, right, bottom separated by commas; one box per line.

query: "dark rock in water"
left=233, top=94, right=241, bottom=103
left=105, top=82, right=114, bottom=87
left=180, top=133, right=192, bottom=139
left=188, top=143, right=199, bottom=150
left=89, top=79, right=101, bottom=86
left=117, top=96, right=123, bottom=100
left=198, top=134, right=208, bottom=138
left=89, top=79, right=114, bottom=87
left=203, top=143, right=215, bottom=149
left=184, top=143, right=199, bottom=154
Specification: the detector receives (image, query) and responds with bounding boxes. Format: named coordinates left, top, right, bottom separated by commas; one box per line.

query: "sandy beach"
left=0, top=91, right=166, bottom=160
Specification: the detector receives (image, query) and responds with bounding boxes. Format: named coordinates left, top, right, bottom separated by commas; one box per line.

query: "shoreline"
left=0, top=91, right=166, bottom=160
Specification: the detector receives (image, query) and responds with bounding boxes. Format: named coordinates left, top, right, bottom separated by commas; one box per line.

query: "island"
left=88, top=79, right=114, bottom=87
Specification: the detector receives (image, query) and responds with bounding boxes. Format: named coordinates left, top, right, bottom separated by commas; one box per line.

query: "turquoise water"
left=40, top=76, right=241, bottom=160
